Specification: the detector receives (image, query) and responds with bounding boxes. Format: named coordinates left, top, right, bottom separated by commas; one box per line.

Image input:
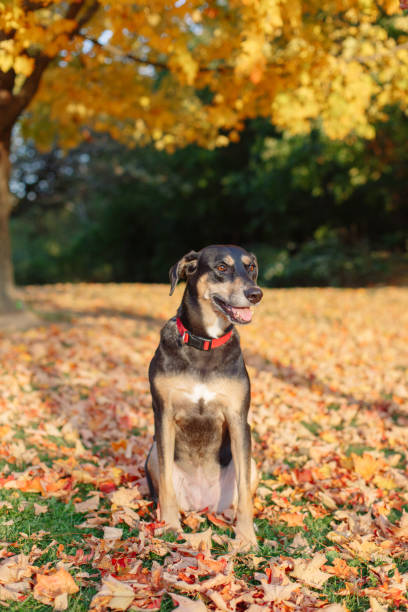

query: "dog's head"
left=169, top=245, right=263, bottom=325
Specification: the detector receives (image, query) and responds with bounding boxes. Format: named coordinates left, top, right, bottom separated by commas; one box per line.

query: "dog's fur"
left=145, top=245, right=263, bottom=548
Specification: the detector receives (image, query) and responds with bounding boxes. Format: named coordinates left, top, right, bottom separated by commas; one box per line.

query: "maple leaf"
left=171, top=593, right=207, bottom=612
left=352, top=452, right=386, bottom=481
left=393, top=510, right=408, bottom=539
left=74, top=494, right=100, bottom=513
left=33, top=568, right=79, bottom=610
left=90, top=575, right=134, bottom=610
left=290, top=553, right=332, bottom=589
left=182, top=528, right=213, bottom=551
left=110, top=486, right=142, bottom=509
left=0, top=554, right=32, bottom=583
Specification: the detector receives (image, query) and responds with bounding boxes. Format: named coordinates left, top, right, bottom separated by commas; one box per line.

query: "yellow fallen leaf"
left=372, top=474, right=396, bottom=491
left=352, top=453, right=385, bottom=481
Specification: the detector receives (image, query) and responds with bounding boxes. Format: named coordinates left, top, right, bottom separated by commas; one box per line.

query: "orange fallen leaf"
left=280, top=512, right=305, bottom=527
left=33, top=568, right=79, bottom=610
left=206, top=513, right=231, bottom=529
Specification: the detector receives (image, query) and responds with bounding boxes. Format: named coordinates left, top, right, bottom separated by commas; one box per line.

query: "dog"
left=145, top=244, right=263, bottom=549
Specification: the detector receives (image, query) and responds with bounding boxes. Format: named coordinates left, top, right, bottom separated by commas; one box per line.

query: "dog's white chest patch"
left=186, top=384, right=216, bottom=404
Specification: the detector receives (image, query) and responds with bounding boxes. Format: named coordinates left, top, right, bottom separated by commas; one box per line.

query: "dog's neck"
left=178, top=286, right=231, bottom=339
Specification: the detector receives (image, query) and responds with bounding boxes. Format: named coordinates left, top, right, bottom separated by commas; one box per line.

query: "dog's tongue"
left=230, top=306, right=252, bottom=323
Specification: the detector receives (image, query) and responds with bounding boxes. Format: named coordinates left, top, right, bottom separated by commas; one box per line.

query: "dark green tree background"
left=11, top=114, right=408, bottom=288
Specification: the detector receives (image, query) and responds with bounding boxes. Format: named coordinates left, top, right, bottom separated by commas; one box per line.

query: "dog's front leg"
left=226, top=411, right=257, bottom=549
left=155, top=407, right=180, bottom=532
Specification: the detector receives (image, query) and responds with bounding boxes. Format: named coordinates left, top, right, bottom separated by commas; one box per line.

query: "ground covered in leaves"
left=0, top=284, right=407, bottom=611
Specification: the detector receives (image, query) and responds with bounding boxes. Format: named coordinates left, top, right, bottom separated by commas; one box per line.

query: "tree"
left=0, top=0, right=407, bottom=312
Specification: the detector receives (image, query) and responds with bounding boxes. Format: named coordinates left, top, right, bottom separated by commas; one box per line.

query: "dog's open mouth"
left=212, top=296, right=253, bottom=324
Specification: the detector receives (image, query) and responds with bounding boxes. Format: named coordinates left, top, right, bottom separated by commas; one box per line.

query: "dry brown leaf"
left=369, top=597, right=388, bottom=612
left=290, top=552, right=331, bottom=589
left=103, top=526, right=123, bottom=541
left=394, top=510, right=408, bottom=539
left=0, top=584, right=19, bottom=601
left=34, top=503, right=48, bottom=515
left=182, top=528, right=213, bottom=551
left=0, top=554, right=32, bottom=583
left=90, top=574, right=134, bottom=610
left=171, top=593, right=207, bottom=611
left=110, top=486, right=141, bottom=508
left=74, top=495, right=100, bottom=513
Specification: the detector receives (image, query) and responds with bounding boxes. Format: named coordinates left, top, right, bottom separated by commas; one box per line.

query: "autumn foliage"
left=1, top=0, right=408, bottom=150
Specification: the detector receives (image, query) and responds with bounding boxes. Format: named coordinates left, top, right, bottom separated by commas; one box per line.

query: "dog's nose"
left=244, top=287, right=263, bottom=304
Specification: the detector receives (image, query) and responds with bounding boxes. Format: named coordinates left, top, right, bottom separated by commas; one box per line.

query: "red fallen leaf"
left=99, top=481, right=117, bottom=493
left=294, top=468, right=314, bottom=483
left=178, top=571, right=196, bottom=584
left=206, top=514, right=230, bottom=529
left=0, top=476, right=15, bottom=486
left=400, top=0, right=408, bottom=10
left=145, top=521, right=165, bottom=535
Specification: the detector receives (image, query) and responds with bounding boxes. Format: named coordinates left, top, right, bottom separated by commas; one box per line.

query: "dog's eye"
left=217, top=263, right=227, bottom=272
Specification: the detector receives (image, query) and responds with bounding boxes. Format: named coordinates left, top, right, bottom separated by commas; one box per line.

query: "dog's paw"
left=161, top=509, right=182, bottom=534
left=232, top=523, right=258, bottom=552
left=163, top=520, right=182, bottom=534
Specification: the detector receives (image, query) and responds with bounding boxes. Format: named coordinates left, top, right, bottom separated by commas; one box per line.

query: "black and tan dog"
left=145, top=245, right=263, bottom=548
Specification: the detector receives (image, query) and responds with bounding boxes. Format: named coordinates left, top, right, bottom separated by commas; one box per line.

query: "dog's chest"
left=154, top=374, right=246, bottom=420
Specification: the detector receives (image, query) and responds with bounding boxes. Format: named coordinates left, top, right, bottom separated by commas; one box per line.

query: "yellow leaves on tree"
left=1, top=0, right=408, bottom=151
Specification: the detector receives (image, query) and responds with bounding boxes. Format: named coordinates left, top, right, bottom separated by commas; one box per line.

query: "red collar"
left=176, top=317, right=233, bottom=351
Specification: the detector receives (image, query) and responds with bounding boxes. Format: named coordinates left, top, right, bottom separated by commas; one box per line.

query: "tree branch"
left=0, top=1, right=100, bottom=133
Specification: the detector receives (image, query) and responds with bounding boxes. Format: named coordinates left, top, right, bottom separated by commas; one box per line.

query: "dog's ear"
left=250, top=253, right=259, bottom=281
left=169, top=250, right=199, bottom=296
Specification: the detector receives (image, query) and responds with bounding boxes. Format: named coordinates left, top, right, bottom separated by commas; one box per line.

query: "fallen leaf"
left=0, top=554, right=32, bottom=583
left=103, top=526, right=123, bottom=541
left=290, top=552, right=331, bottom=589
left=182, top=528, right=213, bottom=551
left=90, top=574, right=134, bottom=610
left=33, top=568, right=79, bottom=609
left=74, top=495, right=100, bottom=513
left=111, top=487, right=141, bottom=508
left=171, top=593, right=207, bottom=611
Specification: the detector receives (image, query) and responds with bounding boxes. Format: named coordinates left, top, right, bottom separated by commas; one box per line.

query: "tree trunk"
left=0, top=128, right=17, bottom=314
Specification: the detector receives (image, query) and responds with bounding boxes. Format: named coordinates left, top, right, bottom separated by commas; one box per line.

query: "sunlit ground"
left=0, top=283, right=407, bottom=610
